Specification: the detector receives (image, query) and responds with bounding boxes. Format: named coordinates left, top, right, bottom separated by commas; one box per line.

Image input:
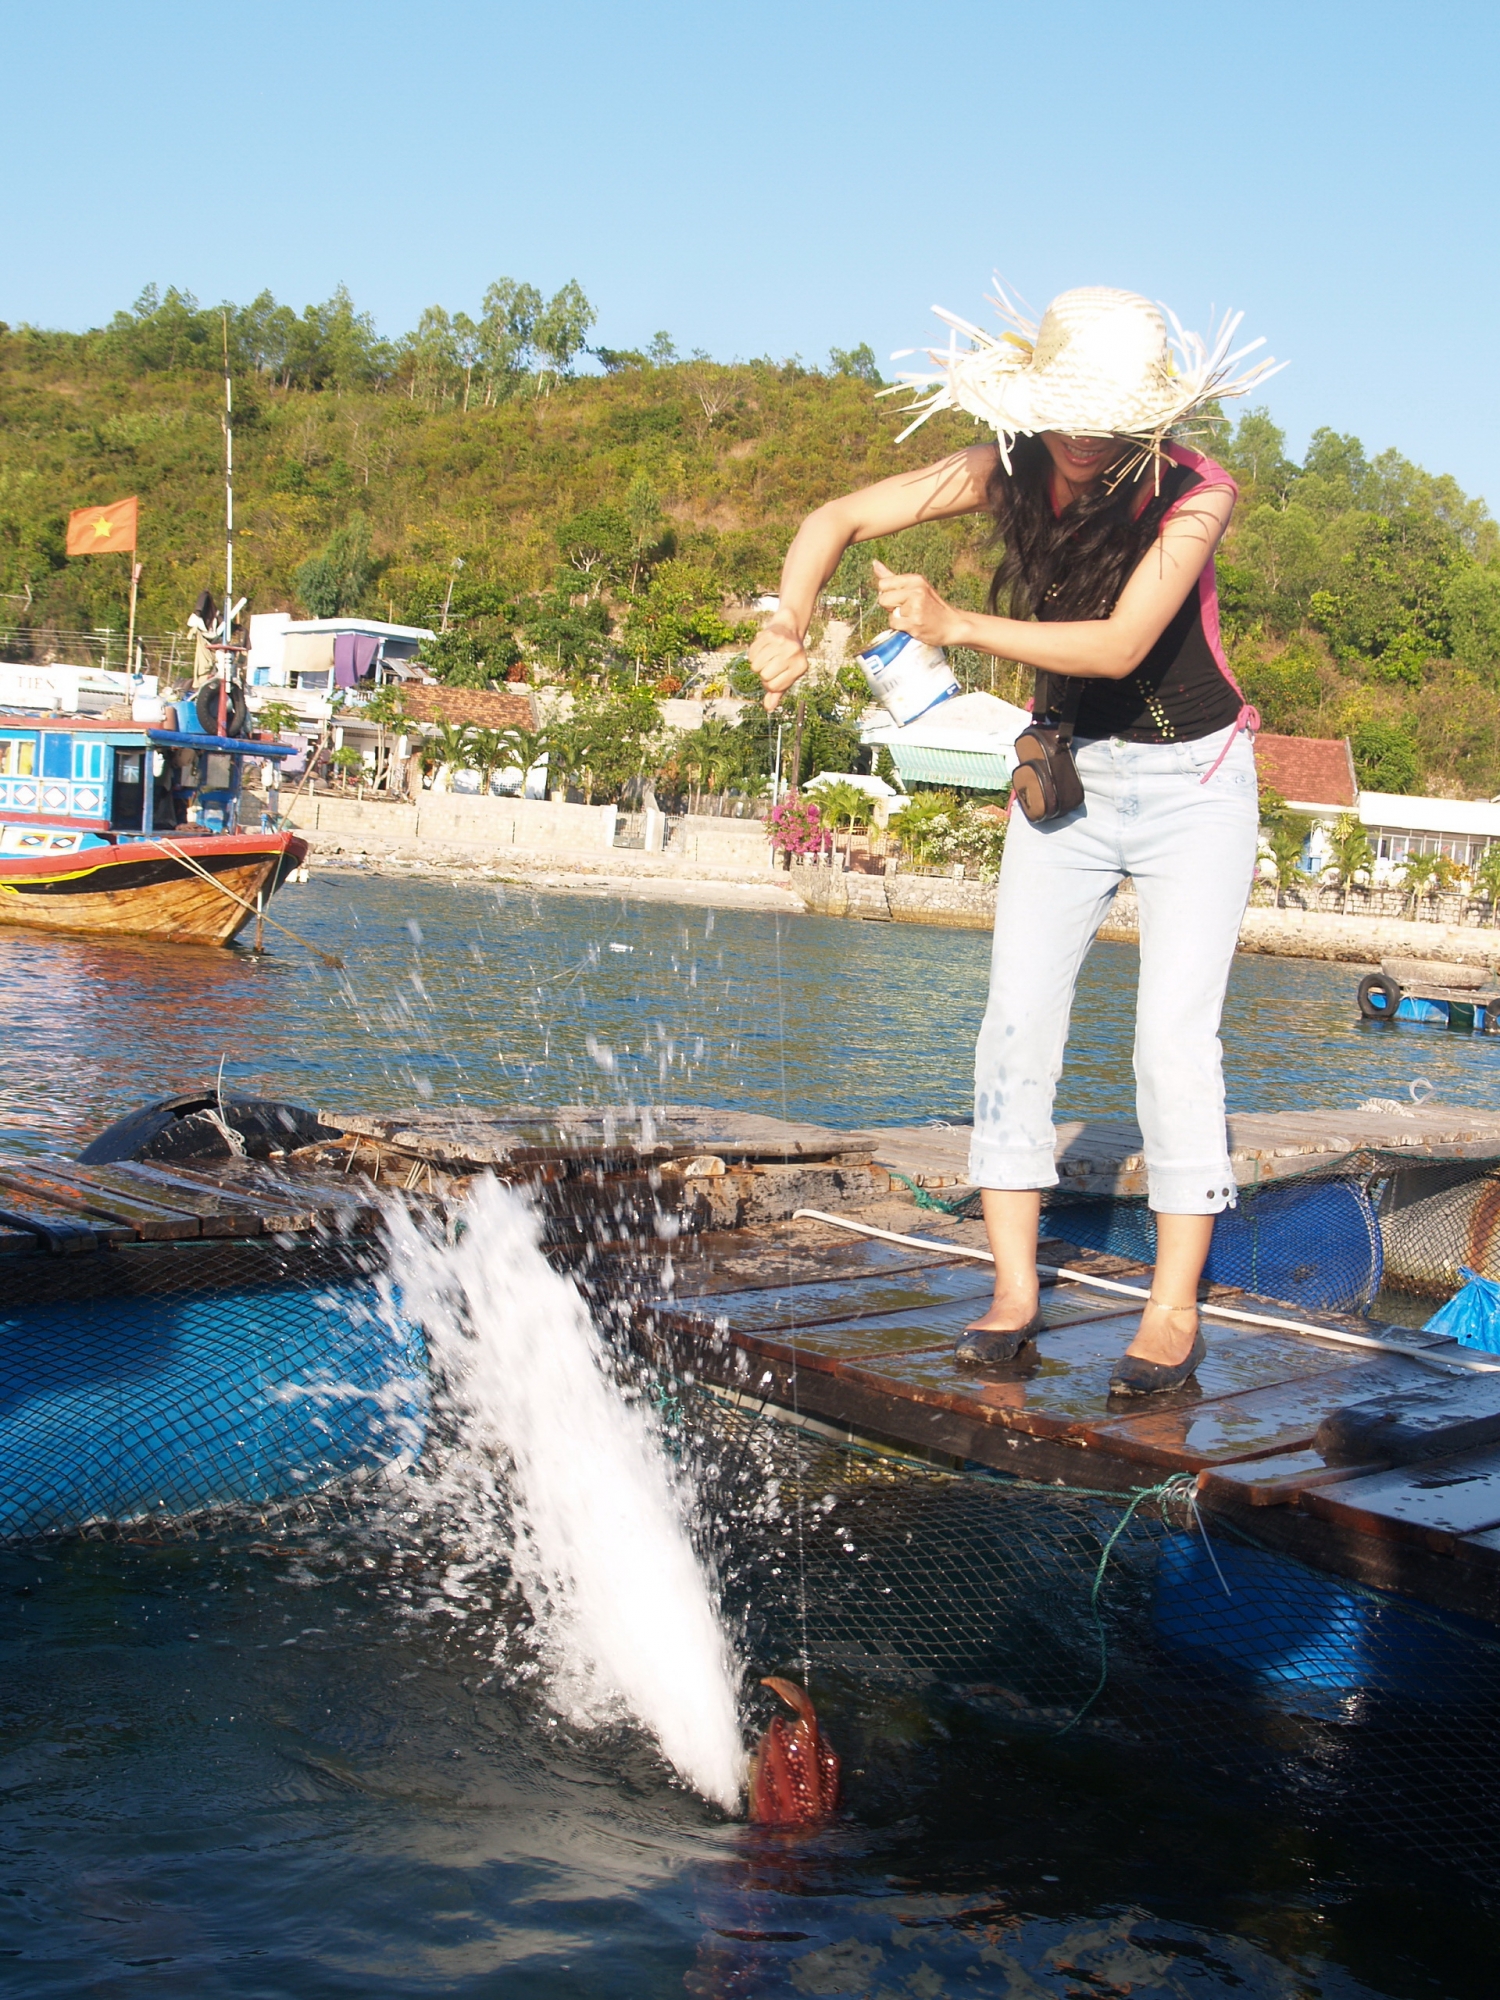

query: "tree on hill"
left=296, top=516, right=376, bottom=618
left=829, top=343, right=882, bottom=383
left=9, top=288, right=1500, bottom=795
left=617, top=562, right=751, bottom=677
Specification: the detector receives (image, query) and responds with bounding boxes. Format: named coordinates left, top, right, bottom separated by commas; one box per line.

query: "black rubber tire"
left=195, top=679, right=250, bottom=737
left=1357, top=971, right=1402, bottom=1020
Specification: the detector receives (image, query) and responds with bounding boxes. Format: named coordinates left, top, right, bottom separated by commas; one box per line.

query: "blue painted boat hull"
left=0, top=1285, right=427, bottom=1539
left=1395, top=995, right=1497, bottom=1032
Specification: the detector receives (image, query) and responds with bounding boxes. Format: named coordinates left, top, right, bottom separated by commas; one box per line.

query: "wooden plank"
left=876, top=1103, right=1500, bottom=1199
left=36, top=1157, right=228, bottom=1234
left=0, top=1161, right=198, bottom=1242
left=830, top=1315, right=1379, bottom=1463
left=665, top=1264, right=996, bottom=1334
left=1197, top=1449, right=1390, bottom=1508
left=89, top=1159, right=275, bottom=1235
left=125, top=1160, right=365, bottom=1235
left=665, top=1283, right=1118, bottom=1374
left=212, top=1162, right=380, bottom=1232
left=0, top=1222, right=40, bottom=1256
left=666, top=1230, right=967, bottom=1296
left=331, top=1103, right=877, bottom=1170
left=0, top=1188, right=125, bottom=1254
left=1091, top=1355, right=1424, bottom=1472
left=1315, top=1378, right=1500, bottom=1467
left=1302, top=1447, right=1500, bottom=1551
left=654, top=1106, right=877, bottom=1164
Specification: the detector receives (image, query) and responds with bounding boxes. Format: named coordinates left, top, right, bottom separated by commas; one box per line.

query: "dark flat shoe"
left=1108, top=1327, right=1206, bottom=1397
left=955, top=1312, right=1044, bottom=1367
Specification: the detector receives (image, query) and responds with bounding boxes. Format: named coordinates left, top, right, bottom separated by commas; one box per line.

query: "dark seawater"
left=1, top=876, right=1496, bottom=1996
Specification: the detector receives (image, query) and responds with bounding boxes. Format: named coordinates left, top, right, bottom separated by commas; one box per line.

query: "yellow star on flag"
left=66, top=495, right=139, bottom=556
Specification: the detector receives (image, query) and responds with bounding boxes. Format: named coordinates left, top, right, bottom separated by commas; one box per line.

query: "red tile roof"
left=1253, top=732, right=1357, bottom=808
left=401, top=687, right=536, bottom=730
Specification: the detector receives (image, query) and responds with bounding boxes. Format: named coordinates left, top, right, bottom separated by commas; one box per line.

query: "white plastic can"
left=857, top=630, right=960, bottom=727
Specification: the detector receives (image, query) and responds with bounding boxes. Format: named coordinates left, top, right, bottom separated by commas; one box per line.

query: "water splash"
left=379, top=1176, right=746, bottom=1811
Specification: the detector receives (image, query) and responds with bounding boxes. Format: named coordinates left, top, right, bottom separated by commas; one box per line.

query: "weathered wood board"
left=329, top=1102, right=877, bottom=1172
left=0, top=1149, right=381, bottom=1257
left=1302, top=1449, right=1500, bottom=1551
left=1315, top=1378, right=1500, bottom=1467
left=872, top=1102, right=1500, bottom=1198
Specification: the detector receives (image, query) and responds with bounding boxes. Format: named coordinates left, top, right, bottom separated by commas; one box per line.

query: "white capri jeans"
left=969, top=721, right=1259, bottom=1214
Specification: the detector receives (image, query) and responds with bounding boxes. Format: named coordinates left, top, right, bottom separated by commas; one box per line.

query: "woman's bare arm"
left=872, top=484, right=1236, bottom=681
left=749, top=446, right=997, bottom=710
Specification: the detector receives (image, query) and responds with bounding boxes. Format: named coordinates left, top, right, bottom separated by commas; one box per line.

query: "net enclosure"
left=7, top=1100, right=1500, bottom=1902
left=1041, top=1147, right=1500, bottom=1315
left=0, top=1241, right=426, bottom=1540
left=687, top=1390, right=1500, bottom=1896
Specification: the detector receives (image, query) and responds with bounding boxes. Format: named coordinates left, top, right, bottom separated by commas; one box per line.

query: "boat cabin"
left=0, top=713, right=299, bottom=856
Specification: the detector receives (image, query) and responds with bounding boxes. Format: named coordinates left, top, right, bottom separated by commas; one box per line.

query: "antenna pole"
left=218, top=311, right=233, bottom=737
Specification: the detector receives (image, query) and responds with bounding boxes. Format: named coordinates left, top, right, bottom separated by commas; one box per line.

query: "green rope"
left=1055, top=1473, right=1199, bottom=1737
left=885, top=1169, right=984, bottom=1218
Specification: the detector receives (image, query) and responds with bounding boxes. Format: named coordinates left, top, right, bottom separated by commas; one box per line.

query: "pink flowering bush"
left=767, top=793, right=834, bottom=859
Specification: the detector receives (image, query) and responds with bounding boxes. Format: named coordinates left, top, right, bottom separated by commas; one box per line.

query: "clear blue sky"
left=4, top=0, right=1497, bottom=506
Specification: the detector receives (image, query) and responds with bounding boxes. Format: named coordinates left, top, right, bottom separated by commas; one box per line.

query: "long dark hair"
left=986, top=434, right=1177, bottom=622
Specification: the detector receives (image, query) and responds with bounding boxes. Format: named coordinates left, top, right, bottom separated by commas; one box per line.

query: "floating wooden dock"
left=9, top=1097, right=1500, bottom=1627
left=869, top=1103, right=1500, bottom=1196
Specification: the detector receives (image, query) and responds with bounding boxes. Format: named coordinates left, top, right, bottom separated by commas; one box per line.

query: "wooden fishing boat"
left=0, top=710, right=305, bottom=945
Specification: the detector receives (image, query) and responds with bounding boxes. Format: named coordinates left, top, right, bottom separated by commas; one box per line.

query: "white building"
left=246, top=615, right=437, bottom=708
left=1358, top=792, right=1500, bottom=875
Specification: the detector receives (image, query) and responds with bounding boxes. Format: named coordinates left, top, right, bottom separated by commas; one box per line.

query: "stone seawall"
left=280, top=791, right=1500, bottom=968
left=790, top=869, right=1500, bottom=968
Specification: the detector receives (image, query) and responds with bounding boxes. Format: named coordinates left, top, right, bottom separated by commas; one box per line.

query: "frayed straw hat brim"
left=885, top=284, right=1285, bottom=468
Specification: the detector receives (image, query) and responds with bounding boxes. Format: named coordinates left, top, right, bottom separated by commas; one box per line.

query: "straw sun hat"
left=887, top=283, right=1284, bottom=471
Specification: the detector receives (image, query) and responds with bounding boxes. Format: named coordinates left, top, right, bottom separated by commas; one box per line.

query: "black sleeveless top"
left=1037, top=456, right=1241, bottom=744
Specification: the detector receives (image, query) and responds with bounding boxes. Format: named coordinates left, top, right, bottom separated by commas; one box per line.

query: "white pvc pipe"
left=791, top=1209, right=1500, bottom=1378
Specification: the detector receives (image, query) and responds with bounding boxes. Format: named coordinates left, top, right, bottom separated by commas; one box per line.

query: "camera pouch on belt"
left=1011, top=673, right=1084, bottom=824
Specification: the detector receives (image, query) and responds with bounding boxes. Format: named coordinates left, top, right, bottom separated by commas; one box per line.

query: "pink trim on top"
left=1161, top=443, right=1259, bottom=782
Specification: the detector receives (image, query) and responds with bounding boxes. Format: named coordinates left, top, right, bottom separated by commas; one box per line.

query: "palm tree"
left=361, top=682, right=411, bottom=792
left=813, top=779, right=873, bottom=867
left=1474, top=844, right=1500, bottom=926
left=467, top=728, right=511, bottom=797
left=497, top=725, right=551, bottom=797
left=1323, top=811, right=1374, bottom=913
left=1400, top=850, right=1441, bottom=918
left=425, top=719, right=477, bottom=793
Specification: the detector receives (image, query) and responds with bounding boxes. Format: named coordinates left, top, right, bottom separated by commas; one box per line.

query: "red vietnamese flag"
left=66, top=495, right=138, bottom=556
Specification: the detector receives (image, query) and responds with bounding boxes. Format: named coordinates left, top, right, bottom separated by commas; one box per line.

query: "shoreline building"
left=1254, top=732, right=1500, bottom=882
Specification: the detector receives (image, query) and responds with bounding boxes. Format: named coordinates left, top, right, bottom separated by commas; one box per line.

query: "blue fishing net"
left=1049, top=1176, right=1385, bottom=1312
left=700, top=1399, right=1500, bottom=1894
left=0, top=1281, right=426, bottom=1539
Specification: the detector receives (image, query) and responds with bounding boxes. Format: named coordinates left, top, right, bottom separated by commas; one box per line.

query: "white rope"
left=790, top=1209, right=1500, bottom=1378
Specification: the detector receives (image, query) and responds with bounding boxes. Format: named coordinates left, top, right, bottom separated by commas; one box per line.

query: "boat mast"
left=218, top=312, right=234, bottom=737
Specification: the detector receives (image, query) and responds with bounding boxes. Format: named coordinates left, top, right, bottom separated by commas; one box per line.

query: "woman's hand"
left=872, top=560, right=964, bottom=647
left=750, top=615, right=810, bottom=713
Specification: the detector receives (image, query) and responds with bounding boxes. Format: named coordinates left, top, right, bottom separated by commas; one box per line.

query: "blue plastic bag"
left=1423, top=1267, right=1500, bottom=1351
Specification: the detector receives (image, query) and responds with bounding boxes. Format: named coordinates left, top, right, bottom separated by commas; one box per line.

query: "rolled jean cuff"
left=1147, top=1167, right=1238, bottom=1215
left=967, top=1137, right=1059, bottom=1192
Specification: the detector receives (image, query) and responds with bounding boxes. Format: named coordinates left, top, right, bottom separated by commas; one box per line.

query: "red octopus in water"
left=747, top=1677, right=840, bottom=1827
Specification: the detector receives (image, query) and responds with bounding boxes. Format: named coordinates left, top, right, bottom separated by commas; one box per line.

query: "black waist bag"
left=1012, top=674, right=1084, bottom=824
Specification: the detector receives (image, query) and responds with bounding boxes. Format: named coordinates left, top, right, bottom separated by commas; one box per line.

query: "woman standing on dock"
left=752, top=286, right=1280, bottom=1394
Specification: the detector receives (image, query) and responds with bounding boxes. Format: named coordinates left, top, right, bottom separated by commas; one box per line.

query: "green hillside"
left=3, top=282, right=1499, bottom=796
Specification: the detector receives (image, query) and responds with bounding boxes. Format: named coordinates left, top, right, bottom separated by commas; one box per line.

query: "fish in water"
left=747, top=1677, right=840, bottom=1826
